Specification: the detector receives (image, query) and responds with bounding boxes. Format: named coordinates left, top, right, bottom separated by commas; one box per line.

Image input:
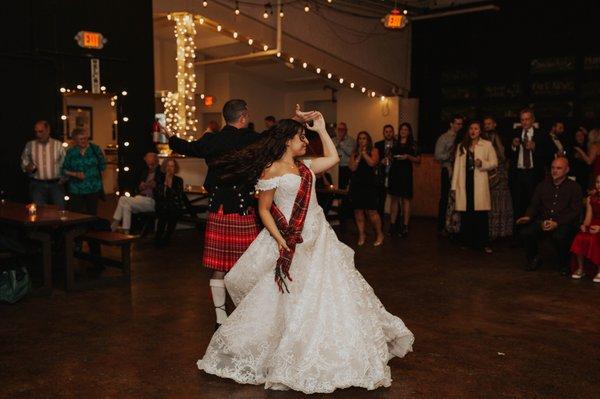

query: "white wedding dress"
left=197, top=160, right=414, bottom=394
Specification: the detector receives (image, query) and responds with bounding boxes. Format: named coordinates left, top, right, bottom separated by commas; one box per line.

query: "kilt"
left=202, top=208, right=261, bottom=271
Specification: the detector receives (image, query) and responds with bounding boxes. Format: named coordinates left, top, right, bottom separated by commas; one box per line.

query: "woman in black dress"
left=388, top=123, right=420, bottom=236
left=571, top=127, right=590, bottom=192
left=349, top=131, right=384, bottom=246
left=154, top=158, right=187, bottom=247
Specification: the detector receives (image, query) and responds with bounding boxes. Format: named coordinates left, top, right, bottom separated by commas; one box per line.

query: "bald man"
left=516, top=157, right=582, bottom=274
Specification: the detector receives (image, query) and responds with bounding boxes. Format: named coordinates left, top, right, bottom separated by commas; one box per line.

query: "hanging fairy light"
left=202, top=1, right=208, bottom=7
left=235, top=1, right=240, bottom=15
left=304, top=3, right=310, bottom=12
left=163, top=12, right=198, bottom=137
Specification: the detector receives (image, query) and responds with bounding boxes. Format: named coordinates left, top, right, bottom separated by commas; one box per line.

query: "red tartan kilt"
left=202, top=209, right=261, bottom=271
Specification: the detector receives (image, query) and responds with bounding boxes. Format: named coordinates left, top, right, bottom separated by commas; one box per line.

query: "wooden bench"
left=71, top=230, right=138, bottom=290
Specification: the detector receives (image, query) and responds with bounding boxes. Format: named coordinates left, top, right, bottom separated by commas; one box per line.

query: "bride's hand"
left=294, top=104, right=318, bottom=123
left=309, top=112, right=326, bottom=133
left=276, top=236, right=290, bottom=252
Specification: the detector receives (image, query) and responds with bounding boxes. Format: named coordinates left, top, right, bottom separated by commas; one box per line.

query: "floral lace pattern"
left=198, top=162, right=414, bottom=394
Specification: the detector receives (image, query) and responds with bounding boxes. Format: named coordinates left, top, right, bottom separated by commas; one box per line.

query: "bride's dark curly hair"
left=214, top=118, right=305, bottom=186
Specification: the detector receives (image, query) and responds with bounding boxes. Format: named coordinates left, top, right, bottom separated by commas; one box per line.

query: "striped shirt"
left=21, top=138, right=66, bottom=180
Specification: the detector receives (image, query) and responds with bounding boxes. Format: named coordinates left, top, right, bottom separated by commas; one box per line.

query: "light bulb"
left=371, top=91, right=376, bottom=97
left=202, top=1, right=208, bottom=7
left=123, top=166, right=130, bottom=172
left=361, top=87, right=366, bottom=93
left=121, top=91, right=128, bottom=96
left=380, top=95, right=386, bottom=101
left=76, top=84, right=83, bottom=90
left=276, top=52, right=281, bottom=57
left=100, top=85, right=106, bottom=91
left=304, top=4, right=310, bottom=12
left=122, top=117, right=129, bottom=122
left=248, top=38, right=253, bottom=45
left=339, top=78, right=344, bottom=84
left=302, top=62, right=308, bottom=68
left=124, top=192, right=131, bottom=197
left=235, top=8, right=240, bottom=15
left=403, top=10, right=408, bottom=15
left=263, top=44, right=269, bottom=51
left=327, top=72, right=332, bottom=79
left=279, top=10, right=284, bottom=17
left=59, top=87, right=66, bottom=93
left=289, top=57, right=294, bottom=63
left=217, top=25, right=222, bottom=32
left=350, top=82, right=355, bottom=88
left=60, top=115, right=67, bottom=120
left=233, top=31, right=238, bottom=38
left=316, top=67, right=321, bottom=74
left=263, top=11, right=269, bottom=19
left=64, top=195, right=70, bottom=201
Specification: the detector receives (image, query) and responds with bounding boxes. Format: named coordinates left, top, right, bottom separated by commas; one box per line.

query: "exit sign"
left=75, top=31, right=107, bottom=49
left=383, top=9, right=408, bottom=29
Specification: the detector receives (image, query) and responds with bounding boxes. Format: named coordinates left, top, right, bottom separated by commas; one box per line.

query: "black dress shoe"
left=526, top=257, right=541, bottom=271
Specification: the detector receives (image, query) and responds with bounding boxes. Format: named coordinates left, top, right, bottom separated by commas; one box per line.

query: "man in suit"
left=374, top=124, right=395, bottom=223
left=509, top=108, right=552, bottom=220
left=548, top=120, right=572, bottom=166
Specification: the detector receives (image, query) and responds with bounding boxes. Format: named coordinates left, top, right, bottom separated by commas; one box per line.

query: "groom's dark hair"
left=222, top=99, right=248, bottom=124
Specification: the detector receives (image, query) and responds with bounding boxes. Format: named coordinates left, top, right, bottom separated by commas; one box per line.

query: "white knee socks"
left=209, top=279, right=227, bottom=324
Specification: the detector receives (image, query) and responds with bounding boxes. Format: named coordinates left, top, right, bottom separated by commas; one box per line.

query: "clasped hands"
left=516, top=216, right=558, bottom=231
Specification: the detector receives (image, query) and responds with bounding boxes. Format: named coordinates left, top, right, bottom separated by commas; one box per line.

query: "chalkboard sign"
left=441, top=104, right=477, bottom=121
left=441, top=67, right=477, bottom=83
left=532, top=101, right=574, bottom=118
left=480, top=103, right=520, bottom=119
left=530, top=78, right=575, bottom=97
left=441, top=85, right=477, bottom=101
left=582, top=101, right=600, bottom=119
left=584, top=55, right=600, bottom=71
left=530, top=57, right=576, bottom=74
left=582, top=80, right=600, bottom=98
left=482, top=83, right=521, bottom=99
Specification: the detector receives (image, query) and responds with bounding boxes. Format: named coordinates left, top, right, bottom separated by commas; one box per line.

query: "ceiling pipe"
left=411, top=4, right=499, bottom=21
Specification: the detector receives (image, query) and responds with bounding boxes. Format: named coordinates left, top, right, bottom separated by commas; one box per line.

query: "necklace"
left=280, top=160, right=298, bottom=170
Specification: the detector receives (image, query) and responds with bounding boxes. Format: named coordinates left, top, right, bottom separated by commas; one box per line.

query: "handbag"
left=0, top=267, right=31, bottom=304
left=90, top=144, right=107, bottom=201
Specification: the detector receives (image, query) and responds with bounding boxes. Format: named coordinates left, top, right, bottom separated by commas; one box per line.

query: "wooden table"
left=184, top=185, right=209, bottom=202
left=0, top=201, right=96, bottom=292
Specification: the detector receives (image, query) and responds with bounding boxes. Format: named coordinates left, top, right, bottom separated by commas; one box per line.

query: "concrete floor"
left=1, top=218, right=599, bottom=398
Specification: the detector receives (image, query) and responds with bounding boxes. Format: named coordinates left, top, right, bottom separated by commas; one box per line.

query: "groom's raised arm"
left=166, top=131, right=214, bottom=159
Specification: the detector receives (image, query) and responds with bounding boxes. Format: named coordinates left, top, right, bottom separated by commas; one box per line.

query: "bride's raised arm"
left=307, top=112, right=340, bottom=174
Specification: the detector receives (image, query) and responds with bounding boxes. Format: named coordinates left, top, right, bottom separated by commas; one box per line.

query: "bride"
left=197, top=111, right=414, bottom=394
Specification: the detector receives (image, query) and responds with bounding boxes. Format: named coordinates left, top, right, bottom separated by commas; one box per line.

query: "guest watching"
left=153, top=159, right=186, bottom=247
left=435, top=115, right=464, bottom=234
left=516, top=157, right=582, bottom=275
left=264, top=115, right=277, bottom=131
left=573, top=128, right=600, bottom=182
left=20, top=120, right=66, bottom=209
left=388, top=123, right=420, bottom=237
left=570, top=174, right=600, bottom=282
left=483, top=116, right=513, bottom=240
left=451, top=121, right=498, bottom=253
left=62, top=128, right=106, bottom=215
left=570, top=127, right=590, bottom=192
left=509, top=108, right=552, bottom=219
left=349, top=131, right=384, bottom=246
left=111, top=152, right=162, bottom=234
left=374, top=124, right=395, bottom=222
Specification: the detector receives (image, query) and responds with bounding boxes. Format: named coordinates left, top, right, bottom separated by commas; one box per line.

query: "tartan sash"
left=270, top=162, right=312, bottom=293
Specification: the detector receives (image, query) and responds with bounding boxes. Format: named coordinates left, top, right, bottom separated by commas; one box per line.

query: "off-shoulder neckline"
left=258, top=172, right=301, bottom=182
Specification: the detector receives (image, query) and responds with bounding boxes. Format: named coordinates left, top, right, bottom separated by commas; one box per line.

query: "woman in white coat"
left=451, top=121, right=498, bottom=252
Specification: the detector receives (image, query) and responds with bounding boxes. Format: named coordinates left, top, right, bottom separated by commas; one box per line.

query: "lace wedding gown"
left=197, top=161, right=414, bottom=394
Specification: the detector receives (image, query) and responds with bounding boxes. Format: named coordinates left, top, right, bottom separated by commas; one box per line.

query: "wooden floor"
left=1, top=218, right=600, bottom=398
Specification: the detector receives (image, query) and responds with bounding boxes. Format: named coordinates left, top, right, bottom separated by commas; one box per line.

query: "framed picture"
left=66, top=105, right=93, bottom=139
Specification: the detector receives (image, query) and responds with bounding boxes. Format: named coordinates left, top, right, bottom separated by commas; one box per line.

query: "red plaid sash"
left=270, top=162, right=312, bottom=293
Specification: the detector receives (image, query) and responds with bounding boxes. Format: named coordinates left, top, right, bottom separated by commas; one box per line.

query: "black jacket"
left=133, top=166, right=163, bottom=197
left=154, top=175, right=187, bottom=214
left=168, top=125, right=261, bottom=214
left=509, top=128, right=553, bottom=180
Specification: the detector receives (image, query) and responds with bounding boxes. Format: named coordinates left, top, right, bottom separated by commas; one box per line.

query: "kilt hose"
left=202, top=207, right=261, bottom=272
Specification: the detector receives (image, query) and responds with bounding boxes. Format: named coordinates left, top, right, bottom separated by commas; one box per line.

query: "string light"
left=124, top=192, right=131, bottom=197
left=121, top=91, right=127, bottom=96
left=289, top=57, right=294, bottom=63
left=327, top=72, right=332, bottom=79
left=339, top=78, right=344, bottom=84
left=100, top=85, right=106, bottom=91
left=279, top=4, right=284, bottom=17
left=380, top=95, right=386, bottom=101
left=59, top=87, right=66, bottom=93
left=371, top=91, right=376, bottom=97
left=350, top=82, right=355, bottom=88
left=248, top=38, right=253, bottom=45
left=217, top=25, right=222, bottom=32
left=263, top=44, right=269, bottom=51
left=233, top=31, right=238, bottom=38
left=361, top=87, right=366, bottom=93
left=60, top=115, right=67, bottom=120
left=277, top=52, right=281, bottom=57
left=202, top=1, right=208, bottom=7
left=316, top=67, right=321, bottom=74
left=235, top=1, right=240, bottom=15
left=163, top=12, right=198, bottom=137
left=122, top=117, right=129, bottom=122
left=123, top=141, right=130, bottom=147
left=302, top=62, right=308, bottom=68
left=123, top=166, right=130, bottom=172
left=76, top=84, right=83, bottom=89
left=304, top=3, right=310, bottom=12
left=403, top=10, right=408, bottom=15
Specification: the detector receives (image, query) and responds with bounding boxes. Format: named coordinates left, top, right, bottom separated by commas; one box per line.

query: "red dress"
left=571, top=195, right=600, bottom=266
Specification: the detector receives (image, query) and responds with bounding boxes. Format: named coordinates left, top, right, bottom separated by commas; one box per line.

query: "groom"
left=164, top=100, right=316, bottom=329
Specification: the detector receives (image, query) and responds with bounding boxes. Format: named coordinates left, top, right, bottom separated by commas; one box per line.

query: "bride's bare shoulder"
left=260, top=161, right=284, bottom=180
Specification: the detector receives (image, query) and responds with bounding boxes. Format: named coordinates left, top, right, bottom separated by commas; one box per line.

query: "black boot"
left=388, top=223, right=397, bottom=237
left=401, top=224, right=409, bottom=237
